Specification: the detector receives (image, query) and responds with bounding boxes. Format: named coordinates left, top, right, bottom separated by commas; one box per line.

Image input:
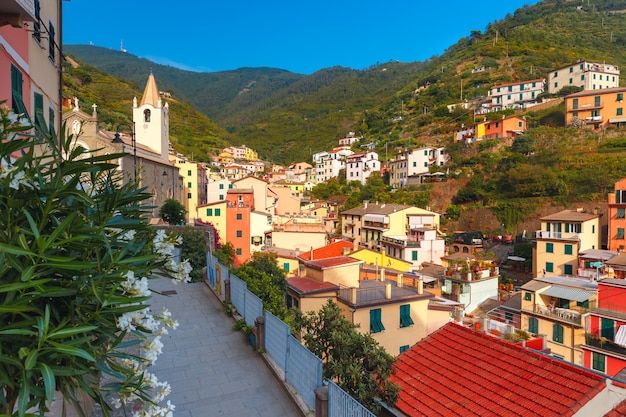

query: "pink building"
left=345, top=151, right=380, bottom=184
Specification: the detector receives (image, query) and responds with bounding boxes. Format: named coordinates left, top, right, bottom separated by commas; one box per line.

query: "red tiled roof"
left=392, top=322, right=606, bottom=417
left=298, top=240, right=355, bottom=261
left=287, top=277, right=339, bottom=295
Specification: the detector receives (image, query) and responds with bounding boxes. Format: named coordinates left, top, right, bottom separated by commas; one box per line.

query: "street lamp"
left=112, top=122, right=136, bottom=179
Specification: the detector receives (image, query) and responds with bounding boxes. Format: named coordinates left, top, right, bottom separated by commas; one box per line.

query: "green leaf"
left=48, top=325, right=99, bottom=339
left=24, top=349, right=38, bottom=370
left=44, top=342, right=95, bottom=362
left=0, top=279, right=50, bottom=293
left=0, top=242, right=33, bottom=256
left=39, top=363, right=56, bottom=403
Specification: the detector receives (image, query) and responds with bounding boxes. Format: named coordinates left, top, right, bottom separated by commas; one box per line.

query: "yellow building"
left=245, top=147, right=258, bottom=161
left=349, top=248, right=412, bottom=272
left=341, top=202, right=440, bottom=252
left=175, top=158, right=207, bottom=222
left=533, top=208, right=600, bottom=278
left=520, top=276, right=598, bottom=365
left=336, top=279, right=433, bottom=355
left=287, top=277, right=339, bottom=313
left=196, top=201, right=228, bottom=245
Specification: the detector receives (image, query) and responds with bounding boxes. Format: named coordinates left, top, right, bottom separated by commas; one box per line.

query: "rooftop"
left=287, top=277, right=340, bottom=295
left=392, top=322, right=608, bottom=417
left=297, top=240, right=355, bottom=261
left=305, top=256, right=363, bottom=270
left=540, top=208, right=600, bottom=222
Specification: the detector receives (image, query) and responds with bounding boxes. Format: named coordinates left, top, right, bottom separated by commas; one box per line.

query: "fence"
left=206, top=253, right=375, bottom=417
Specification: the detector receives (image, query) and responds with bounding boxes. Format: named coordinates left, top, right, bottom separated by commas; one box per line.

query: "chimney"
left=350, top=287, right=357, bottom=304
left=353, top=240, right=358, bottom=251
left=385, top=283, right=392, bottom=299
left=576, top=207, right=584, bottom=212
left=397, top=273, right=403, bottom=288
left=310, top=246, right=313, bottom=260
left=417, top=278, right=423, bottom=295
left=380, top=268, right=385, bottom=281
left=364, top=200, right=369, bottom=209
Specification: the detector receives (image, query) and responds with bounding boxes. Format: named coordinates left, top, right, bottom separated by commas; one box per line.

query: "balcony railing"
left=532, top=304, right=583, bottom=325
left=380, top=236, right=421, bottom=247
left=535, top=230, right=580, bottom=241
left=585, top=336, right=626, bottom=357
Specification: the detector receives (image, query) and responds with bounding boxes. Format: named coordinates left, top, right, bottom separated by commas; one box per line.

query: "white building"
left=207, top=178, right=233, bottom=203
left=346, top=151, right=380, bottom=184
left=488, top=79, right=545, bottom=111
left=315, top=147, right=353, bottom=183
left=548, top=61, right=620, bottom=94
left=338, top=132, right=361, bottom=146
left=389, top=147, right=449, bottom=188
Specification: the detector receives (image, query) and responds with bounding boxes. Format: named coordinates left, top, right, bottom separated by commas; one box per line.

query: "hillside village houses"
left=487, top=78, right=546, bottom=111
left=388, top=146, right=449, bottom=188
left=549, top=60, right=620, bottom=94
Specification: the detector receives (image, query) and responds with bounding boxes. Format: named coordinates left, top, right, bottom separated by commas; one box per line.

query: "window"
left=215, top=208, right=221, bottom=216
left=553, top=324, right=564, bottom=343
left=412, top=250, right=418, bottom=261
left=618, top=93, right=624, bottom=101
left=228, top=184, right=233, bottom=189
left=581, top=74, right=585, bottom=80
left=370, top=308, right=385, bottom=333
left=283, top=262, right=290, bottom=272
left=33, top=0, right=41, bottom=42
left=546, top=262, right=554, bottom=273
left=546, top=242, right=554, bottom=253
left=572, top=98, right=578, bottom=109
left=11, top=65, right=28, bottom=118
left=592, top=352, right=606, bottom=373
left=554, top=82, right=558, bottom=88
left=577, top=300, right=589, bottom=309
left=236, top=213, right=242, bottom=220
left=564, top=264, right=573, bottom=275
left=601, top=318, right=614, bottom=339
left=219, top=194, right=224, bottom=200
left=528, top=317, right=538, bottom=334
left=187, top=182, right=192, bottom=188
left=219, top=184, right=224, bottom=189
left=594, top=96, right=601, bottom=107
left=564, top=244, right=573, bottom=255
left=569, top=78, right=573, bottom=84
left=400, top=304, right=414, bottom=328
left=34, top=92, right=46, bottom=132
left=524, top=292, right=532, bottom=301
left=505, top=311, right=513, bottom=322
left=618, top=108, right=623, bottom=116
left=187, top=170, right=192, bottom=176
left=187, top=193, right=192, bottom=199
left=618, top=208, right=625, bottom=219
left=236, top=230, right=242, bottom=238
left=399, top=345, right=409, bottom=354
left=413, top=161, right=417, bottom=167
left=143, top=109, right=151, bottom=122
left=48, top=22, right=55, bottom=60
left=520, top=94, right=523, bottom=100
left=48, top=107, right=55, bottom=136
left=618, top=228, right=625, bottom=240
left=617, top=190, right=621, bottom=204
left=206, top=208, right=213, bottom=216
left=236, top=248, right=242, bottom=256
left=508, top=86, right=513, bottom=92
left=573, top=111, right=578, bottom=118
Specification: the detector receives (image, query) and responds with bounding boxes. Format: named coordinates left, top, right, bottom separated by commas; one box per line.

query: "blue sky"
left=63, top=1, right=540, bottom=75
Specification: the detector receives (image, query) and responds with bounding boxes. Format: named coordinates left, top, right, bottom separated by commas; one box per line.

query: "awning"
left=541, top=286, right=595, bottom=302
left=615, top=325, right=626, bottom=348
left=364, top=214, right=387, bottom=223
left=508, top=256, right=526, bottom=262
left=609, top=117, right=626, bottom=124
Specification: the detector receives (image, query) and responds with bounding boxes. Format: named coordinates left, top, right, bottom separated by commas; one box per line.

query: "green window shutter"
left=529, top=317, right=538, bottom=334
left=617, top=190, right=622, bottom=204
left=11, top=65, right=29, bottom=119
left=399, top=345, right=409, bottom=354
left=48, top=107, right=55, bottom=136
left=564, top=264, right=573, bottom=275
left=283, top=263, right=290, bottom=272
left=576, top=300, right=589, bottom=309
left=618, top=208, right=625, bottom=219
left=215, top=208, right=221, bottom=216
left=206, top=208, right=212, bottom=216
left=400, top=304, right=414, bottom=328
left=370, top=309, right=385, bottom=333
left=546, top=243, right=553, bottom=253
left=34, top=92, right=47, bottom=133
left=564, top=245, right=573, bottom=255
left=553, top=324, right=563, bottom=343
left=524, top=292, right=532, bottom=301
left=412, top=250, right=418, bottom=261
left=592, top=352, right=606, bottom=373
left=618, top=228, right=625, bottom=240
left=546, top=262, right=554, bottom=273
left=601, top=318, right=614, bottom=339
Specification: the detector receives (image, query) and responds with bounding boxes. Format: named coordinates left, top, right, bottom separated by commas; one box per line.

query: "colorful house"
left=533, top=208, right=601, bottom=278
left=582, top=278, right=626, bottom=377
left=608, top=177, right=626, bottom=252
left=520, top=275, right=598, bottom=364
left=475, top=115, right=527, bottom=140
left=549, top=61, right=620, bottom=94
left=488, top=79, right=545, bottom=111
left=225, top=188, right=254, bottom=266
left=565, top=87, right=626, bottom=129
left=196, top=200, right=228, bottom=246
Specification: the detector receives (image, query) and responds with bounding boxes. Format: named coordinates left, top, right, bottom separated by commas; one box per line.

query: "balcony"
left=535, top=230, right=580, bottom=241
left=532, top=304, right=586, bottom=326
left=381, top=236, right=421, bottom=248
left=585, top=115, right=603, bottom=122
left=584, top=335, right=626, bottom=357
left=226, top=202, right=250, bottom=209
left=1, top=0, right=35, bottom=21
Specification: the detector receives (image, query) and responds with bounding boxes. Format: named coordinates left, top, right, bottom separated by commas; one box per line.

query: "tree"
left=234, top=252, right=288, bottom=319
left=290, top=300, right=399, bottom=413
left=0, top=110, right=188, bottom=417
left=159, top=198, right=186, bottom=225
left=179, top=226, right=207, bottom=282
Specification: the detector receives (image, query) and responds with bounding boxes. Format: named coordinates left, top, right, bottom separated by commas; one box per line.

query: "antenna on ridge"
left=120, top=39, right=127, bottom=53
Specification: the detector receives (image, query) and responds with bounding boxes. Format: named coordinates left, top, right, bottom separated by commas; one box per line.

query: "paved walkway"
left=147, top=277, right=303, bottom=417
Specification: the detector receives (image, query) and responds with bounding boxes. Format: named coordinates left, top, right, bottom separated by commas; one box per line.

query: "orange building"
left=225, top=188, right=254, bottom=266
left=565, top=87, right=626, bottom=129
left=475, top=116, right=527, bottom=140
left=608, top=177, right=626, bottom=251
